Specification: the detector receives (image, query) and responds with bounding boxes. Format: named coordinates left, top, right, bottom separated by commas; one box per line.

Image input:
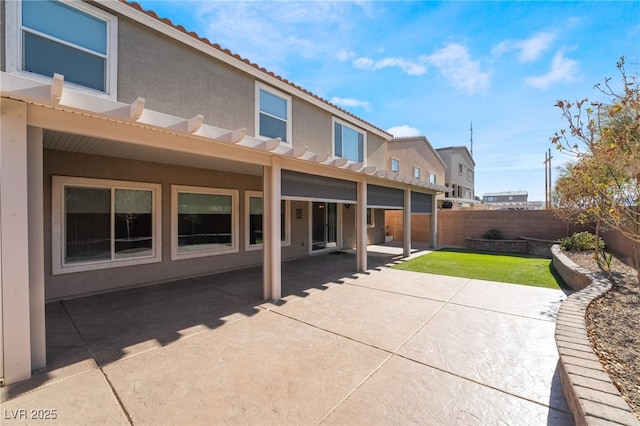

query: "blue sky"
left=135, top=0, right=639, bottom=202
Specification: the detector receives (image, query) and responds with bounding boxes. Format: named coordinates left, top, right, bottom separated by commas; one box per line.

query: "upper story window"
left=413, top=167, right=421, bottom=179
left=467, top=169, right=474, bottom=182
left=391, top=159, right=400, bottom=173
left=458, top=163, right=463, bottom=175
left=429, top=173, right=436, bottom=184
left=256, top=83, right=291, bottom=143
left=7, top=0, right=118, bottom=96
left=51, top=176, right=162, bottom=275
left=334, top=119, right=365, bottom=163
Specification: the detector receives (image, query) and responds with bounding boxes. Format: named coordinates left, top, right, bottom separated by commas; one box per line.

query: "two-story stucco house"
left=435, top=146, right=477, bottom=209
left=385, top=137, right=447, bottom=242
left=0, top=0, right=446, bottom=384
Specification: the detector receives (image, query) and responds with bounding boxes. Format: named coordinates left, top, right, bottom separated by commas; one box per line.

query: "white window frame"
left=391, top=158, right=400, bottom=173
left=332, top=117, right=367, bottom=164
left=5, top=0, right=118, bottom=98
left=52, top=176, right=162, bottom=275
left=413, top=167, right=421, bottom=179
left=255, top=82, right=292, bottom=144
left=244, top=191, right=291, bottom=251
left=429, top=173, right=436, bottom=184
left=171, top=185, right=239, bottom=260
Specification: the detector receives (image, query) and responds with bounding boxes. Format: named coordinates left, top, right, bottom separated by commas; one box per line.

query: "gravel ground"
left=565, top=250, right=640, bottom=419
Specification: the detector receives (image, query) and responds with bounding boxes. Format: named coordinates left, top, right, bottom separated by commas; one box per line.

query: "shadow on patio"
left=1, top=245, right=417, bottom=401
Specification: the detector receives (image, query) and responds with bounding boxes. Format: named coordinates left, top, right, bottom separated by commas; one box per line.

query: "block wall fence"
left=385, top=209, right=637, bottom=267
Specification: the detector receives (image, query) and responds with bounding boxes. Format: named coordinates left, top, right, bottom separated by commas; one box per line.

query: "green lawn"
left=393, top=248, right=565, bottom=289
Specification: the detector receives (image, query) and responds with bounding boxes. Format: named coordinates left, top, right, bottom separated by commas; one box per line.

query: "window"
left=245, top=191, right=291, bottom=251
left=334, top=119, right=365, bottom=163
left=429, top=173, right=436, bottom=184
left=467, top=169, right=474, bottom=182
left=391, top=159, right=400, bottom=173
left=367, top=208, right=375, bottom=227
left=172, top=186, right=239, bottom=259
left=413, top=167, right=421, bottom=179
left=52, top=176, right=161, bottom=274
left=8, top=0, right=118, bottom=95
left=256, top=83, right=291, bottom=143
left=458, top=164, right=463, bottom=175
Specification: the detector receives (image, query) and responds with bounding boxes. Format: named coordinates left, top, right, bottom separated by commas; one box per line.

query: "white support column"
left=403, top=187, right=412, bottom=258
left=263, top=156, right=282, bottom=301
left=356, top=177, right=367, bottom=272
left=28, top=126, right=46, bottom=370
left=430, top=193, right=438, bottom=249
left=1, top=99, right=32, bottom=384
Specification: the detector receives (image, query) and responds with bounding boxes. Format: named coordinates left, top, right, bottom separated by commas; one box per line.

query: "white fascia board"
left=101, top=1, right=391, bottom=140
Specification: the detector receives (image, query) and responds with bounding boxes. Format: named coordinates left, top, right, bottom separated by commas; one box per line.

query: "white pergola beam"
left=50, top=73, right=64, bottom=104
left=129, top=97, right=145, bottom=121
left=187, top=114, right=204, bottom=133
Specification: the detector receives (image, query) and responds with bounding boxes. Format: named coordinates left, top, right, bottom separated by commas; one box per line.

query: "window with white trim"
left=9, top=0, right=118, bottom=95
left=429, top=173, right=436, bottom=184
left=334, top=119, right=365, bottom=163
left=52, top=176, right=161, bottom=275
left=172, top=186, right=239, bottom=259
left=391, top=158, right=400, bottom=173
left=256, top=83, right=291, bottom=143
left=245, top=191, right=291, bottom=250
left=414, top=167, right=421, bottom=179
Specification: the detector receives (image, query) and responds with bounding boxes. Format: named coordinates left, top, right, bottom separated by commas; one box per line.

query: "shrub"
left=561, top=231, right=605, bottom=251
left=482, top=229, right=504, bottom=240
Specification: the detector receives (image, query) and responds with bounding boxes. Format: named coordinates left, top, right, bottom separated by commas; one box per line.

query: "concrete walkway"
left=1, top=246, right=573, bottom=425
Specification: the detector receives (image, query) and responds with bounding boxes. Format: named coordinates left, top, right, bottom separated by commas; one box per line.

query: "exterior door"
left=311, top=202, right=337, bottom=251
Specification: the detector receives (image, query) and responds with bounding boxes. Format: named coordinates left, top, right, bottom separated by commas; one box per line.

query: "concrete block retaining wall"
left=552, top=245, right=639, bottom=425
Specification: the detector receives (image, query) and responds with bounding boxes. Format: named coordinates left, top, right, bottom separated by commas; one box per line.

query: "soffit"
left=43, top=130, right=263, bottom=176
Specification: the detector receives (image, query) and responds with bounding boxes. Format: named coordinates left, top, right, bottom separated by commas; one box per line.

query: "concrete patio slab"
left=272, top=283, right=445, bottom=352
left=348, top=267, right=471, bottom=301
left=451, top=278, right=567, bottom=321
left=322, top=355, right=574, bottom=426
left=1, top=249, right=574, bottom=425
left=102, top=309, right=389, bottom=425
left=399, top=302, right=569, bottom=411
left=62, top=279, right=260, bottom=365
left=1, top=370, right=129, bottom=425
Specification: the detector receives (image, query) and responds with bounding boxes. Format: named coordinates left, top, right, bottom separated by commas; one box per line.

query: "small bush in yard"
left=561, top=231, right=605, bottom=251
left=482, top=229, right=504, bottom=240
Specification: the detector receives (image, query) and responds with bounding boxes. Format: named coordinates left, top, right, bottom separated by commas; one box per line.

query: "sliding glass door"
left=311, top=202, right=337, bottom=251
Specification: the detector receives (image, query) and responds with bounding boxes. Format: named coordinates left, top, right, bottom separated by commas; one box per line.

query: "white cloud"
left=524, top=50, right=579, bottom=89
left=336, top=48, right=356, bottom=62
left=422, top=43, right=491, bottom=94
left=493, top=31, right=557, bottom=62
left=330, top=97, right=371, bottom=111
left=353, top=56, right=427, bottom=76
left=387, top=125, right=420, bottom=138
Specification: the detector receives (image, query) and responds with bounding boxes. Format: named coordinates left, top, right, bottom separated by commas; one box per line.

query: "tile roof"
left=121, top=0, right=392, bottom=138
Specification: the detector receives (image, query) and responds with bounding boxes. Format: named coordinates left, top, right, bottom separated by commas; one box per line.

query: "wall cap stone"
left=552, top=244, right=639, bottom=425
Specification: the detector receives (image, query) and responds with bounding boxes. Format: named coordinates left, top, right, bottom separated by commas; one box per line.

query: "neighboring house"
left=481, top=191, right=543, bottom=210
left=385, top=136, right=447, bottom=242
left=435, top=146, right=477, bottom=209
left=0, top=0, right=447, bottom=384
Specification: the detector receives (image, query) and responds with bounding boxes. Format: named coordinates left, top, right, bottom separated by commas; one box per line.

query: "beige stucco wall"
left=387, top=139, right=445, bottom=184
left=117, top=17, right=256, bottom=133
left=43, top=150, right=314, bottom=300
left=114, top=14, right=389, bottom=167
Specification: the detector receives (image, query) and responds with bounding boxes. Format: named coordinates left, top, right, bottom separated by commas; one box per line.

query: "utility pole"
left=543, top=148, right=553, bottom=209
